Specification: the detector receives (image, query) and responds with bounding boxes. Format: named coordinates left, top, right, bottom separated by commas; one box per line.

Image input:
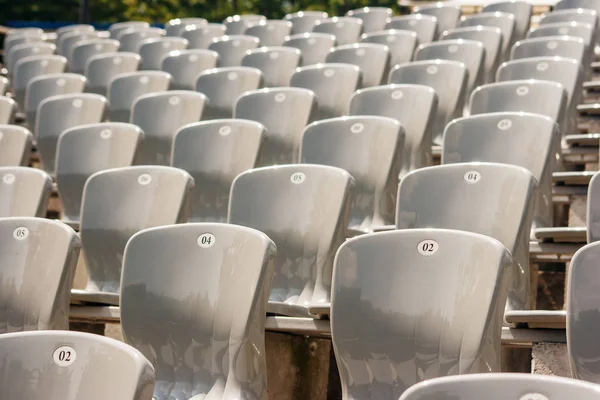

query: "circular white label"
left=274, top=93, right=286, bottom=102
left=100, top=129, right=112, bottom=139
left=426, top=65, right=438, bottom=74
left=41, top=60, right=49, bottom=67
left=290, top=172, right=306, bottom=184
left=169, top=96, right=180, bottom=106
left=53, top=346, right=76, bottom=367
left=139, top=76, right=149, bottom=84
left=516, top=86, right=529, bottom=96
left=386, top=35, right=396, bottom=43
left=391, top=90, right=403, bottom=100
left=464, top=171, right=481, bottom=184
left=56, top=78, right=66, bottom=87
left=307, top=38, right=316, bottom=45
left=219, top=125, right=232, bottom=136
left=350, top=123, right=364, bottom=133
left=324, top=68, right=335, bottom=77
left=546, top=41, right=557, bottom=50
left=417, top=239, right=439, bottom=256
left=197, top=233, right=215, bottom=248
left=536, top=62, right=549, bottom=72
left=232, top=40, right=240, bottom=47
left=355, top=48, right=366, bottom=56
left=448, top=44, right=458, bottom=53
left=13, top=227, right=29, bottom=240
left=497, top=119, right=512, bottom=130
left=558, top=27, right=568, bottom=34
left=113, top=57, right=122, bottom=65
left=269, top=51, right=280, bottom=59
left=3, top=174, right=15, bottom=184
left=72, top=98, right=83, bottom=108
left=519, top=394, right=548, bottom=400
left=138, top=174, right=152, bottom=185
left=189, top=54, right=198, bottom=62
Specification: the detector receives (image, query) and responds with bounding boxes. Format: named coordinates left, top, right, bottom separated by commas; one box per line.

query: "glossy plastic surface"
left=13, top=55, right=67, bottom=107
left=326, top=43, right=390, bottom=87
left=0, top=97, right=15, bottom=124
left=165, top=17, right=207, bottom=37
left=107, top=71, right=171, bottom=122
left=241, top=46, right=301, bottom=87
left=360, top=29, right=418, bottom=67
left=285, top=11, right=329, bottom=34
left=138, top=37, right=188, bottom=70
left=459, top=11, right=516, bottom=59
left=70, top=38, right=120, bottom=74
left=282, top=32, right=336, bottom=66
left=0, top=167, right=52, bottom=217
left=223, top=14, right=266, bottom=35
left=586, top=172, right=600, bottom=243
left=0, top=125, right=33, bottom=166
left=313, top=17, right=364, bottom=46
left=208, top=35, right=260, bottom=67
left=85, top=52, right=141, bottom=96
left=414, top=3, right=461, bottom=36
left=511, top=36, right=586, bottom=64
left=182, top=23, right=226, bottom=49
left=109, top=21, right=150, bottom=39
left=385, top=15, right=437, bottom=44
left=244, top=20, right=292, bottom=46
left=483, top=1, right=532, bottom=40
left=7, top=41, right=55, bottom=75
left=346, top=7, right=393, bottom=33
left=160, top=49, right=218, bottom=90
left=118, top=28, right=165, bottom=53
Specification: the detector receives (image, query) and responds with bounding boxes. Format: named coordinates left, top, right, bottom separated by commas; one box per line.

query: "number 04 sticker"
left=417, top=240, right=439, bottom=256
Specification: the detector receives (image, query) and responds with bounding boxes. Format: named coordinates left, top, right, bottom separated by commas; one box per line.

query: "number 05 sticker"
left=53, top=346, right=76, bottom=367
left=417, top=240, right=439, bottom=256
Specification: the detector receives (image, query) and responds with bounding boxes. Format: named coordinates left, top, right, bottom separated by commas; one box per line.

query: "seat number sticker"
left=198, top=233, right=215, bottom=248
left=417, top=240, right=438, bottom=256
left=53, top=346, right=76, bottom=367
left=464, top=171, right=481, bottom=184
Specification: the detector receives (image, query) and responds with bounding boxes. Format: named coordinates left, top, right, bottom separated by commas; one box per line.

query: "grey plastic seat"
left=0, top=97, right=16, bottom=124
left=132, top=91, right=206, bottom=165
left=458, top=11, right=516, bottom=59
left=586, top=171, right=600, bottom=243
left=332, top=229, right=512, bottom=398
left=58, top=30, right=99, bottom=61
left=540, top=8, right=599, bottom=48
left=360, top=29, right=417, bottom=67
left=172, top=119, right=265, bottom=222
left=290, top=63, right=361, bottom=121
left=244, top=20, right=292, bottom=46
left=75, top=166, right=193, bottom=305
left=164, top=17, right=207, bottom=37
left=241, top=46, right=301, bottom=87
left=13, top=55, right=67, bottom=108
left=0, top=167, right=52, bottom=218
left=0, top=125, right=33, bottom=166
left=326, top=43, right=390, bottom=87
left=389, top=60, right=467, bottom=145
left=0, top=77, right=7, bottom=95
left=223, top=14, right=266, bottom=35
left=229, top=164, right=353, bottom=316
left=195, top=66, right=262, bottom=119
left=70, top=38, right=120, bottom=74
left=285, top=11, right=329, bottom=34
left=483, top=1, right=532, bottom=40
left=414, top=2, right=461, bottom=37
left=109, top=21, right=150, bottom=39
left=84, top=52, right=141, bottom=96
left=346, top=7, right=393, bottom=33
left=234, top=87, right=316, bottom=165
left=7, top=41, right=56, bottom=77
left=555, top=0, right=600, bottom=13
left=0, top=330, right=155, bottom=400
left=3, top=33, right=45, bottom=68
left=497, top=56, right=583, bottom=134
left=399, top=374, right=600, bottom=399
left=160, top=49, right=218, bottom=90
left=396, top=162, right=536, bottom=311
left=138, top=37, right=188, bottom=70
left=181, top=23, right=226, bottom=49
left=56, top=24, right=94, bottom=40
left=528, top=21, right=595, bottom=54
left=25, top=73, right=86, bottom=131
left=107, top=71, right=171, bottom=122
left=511, top=36, right=586, bottom=65
left=385, top=14, right=438, bottom=44
left=0, top=218, right=80, bottom=332
left=118, top=28, right=165, bottom=53
left=208, top=35, right=260, bottom=67
left=349, top=84, right=437, bottom=179
left=301, top=116, right=404, bottom=231
left=442, top=26, right=503, bottom=83
left=313, top=17, right=363, bottom=46
left=121, top=223, right=274, bottom=400
left=282, top=32, right=336, bottom=66
left=443, top=112, right=560, bottom=231
left=414, top=39, right=485, bottom=96
left=55, top=123, right=143, bottom=224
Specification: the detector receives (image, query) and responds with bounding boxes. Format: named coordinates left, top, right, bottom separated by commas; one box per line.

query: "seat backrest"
left=56, top=24, right=95, bottom=46
left=208, top=35, right=260, bottom=67
left=0, top=167, right=52, bottom=217
left=223, top=14, right=266, bottom=35
left=4, top=34, right=45, bottom=68
left=121, top=223, right=275, bottom=400
left=109, top=21, right=150, bottom=39
left=0, top=330, right=155, bottom=400
left=241, top=46, right=301, bottom=87
left=138, top=37, right=188, bottom=70
left=346, top=7, right=393, bottom=33
left=107, top=71, right=171, bottom=122
left=164, top=17, right=207, bottom=37
left=13, top=55, right=67, bottom=106
left=285, top=11, right=329, bottom=34
left=555, top=0, right=600, bottom=15
left=195, top=66, right=263, bottom=119
left=360, top=29, right=418, bottom=67
left=80, top=166, right=193, bottom=296
left=443, top=112, right=560, bottom=230
left=483, top=1, right=532, bottom=40
left=313, top=16, right=364, bottom=46
left=586, top=172, right=600, bottom=243
left=85, top=52, right=141, bottom=96
left=540, top=8, right=599, bottom=38
left=301, top=116, right=404, bottom=231
left=389, top=60, right=467, bottom=145
left=349, top=84, right=437, bottom=179
left=528, top=21, right=594, bottom=50
left=0, top=218, right=80, bottom=332
left=244, top=20, right=292, bottom=46
left=7, top=41, right=56, bottom=75
left=228, top=164, right=353, bottom=316
left=70, top=38, right=120, bottom=74
left=414, top=39, right=485, bottom=95
left=118, top=27, right=165, bottom=52
left=181, top=23, right=226, bottom=49
left=396, top=162, right=536, bottom=311
left=290, top=63, right=361, bottom=121
left=57, top=30, right=99, bottom=61
left=132, top=91, right=206, bottom=165
left=234, top=87, right=315, bottom=165
left=414, top=3, right=461, bottom=36
left=160, top=49, right=218, bottom=90
left=282, top=32, right=336, bottom=66
left=511, top=36, right=586, bottom=64
left=36, top=93, right=108, bottom=174
left=399, top=374, right=600, bottom=399
left=458, top=11, right=516, bottom=58
left=0, top=77, right=7, bottom=95
left=325, top=43, right=390, bottom=88
left=0, top=97, right=16, bottom=124
left=172, top=119, right=265, bottom=222
left=56, top=123, right=143, bottom=223
left=386, top=14, right=438, bottom=44
left=331, top=229, right=512, bottom=398
left=0, top=125, right=33, bottom=166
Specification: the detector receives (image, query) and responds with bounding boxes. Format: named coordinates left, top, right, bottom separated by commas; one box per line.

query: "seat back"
left=85, top=52, right=141, bottom=96
left=0, top=125, right=33, bottom=166
left=241, top=46, right=301, bottom=87
left=301, top=116, right=404, bottom=231
left=332, top=229, right=512, bottom=398
left=511, top=36, right=586, bottom=64
left=360, top=29, right=418, bottom=67
left=224, top=14, right=266, bottom=35
left=285, top=11, right=329, bottom=34
left=396, top=162, right=536, bottom=311
left=386, top=14, right=438, bottom=44
left=208, top=35, right=260, bottom=67
left=56, top=123, right=143, bottom=223
left=528, top=21, right=595, bottom=51
left=160, top=49, right=218, bottom=90
left=540, top=8, right=599, bottom=46
left=58, top=31, right=99, bottom=61
left=138, top=37, right=188, bottom=70
left=459, top=11, right=516, bottom=58
left=0, top=330, right=155, bottom=400
left=181, top=23, right=226, bottom=49
left=80, top=166, right=193, bottom=296
left=0, top=218, right=80, bottom=332
left=282, top=32, right=336, bottom=66
left=71, top=39, right=120, bottom=75
left=555, top=0, right=600, bottom=13
left=414, top=3, right=461, bottom=36
left=586, top=172, right=600, bottom=243
left=121, top=223, right=275, bottom=400
left=118, top=28, right=165, bottom=52
left=4, top=34, right=45, bottom=68
left=244, top=20, right=292, bottom=46
left=313, top=17, right=364, bottom=45
left=164, top=17, right=207, bottom=37
left=349, top=84, right=437, bottom=179
left=7, top=42, right=56, bottom=76
left=346, top=7, right=393, bottom=33
left=109, top=21, right=150, bottom=39
left=0, top=167, right=52, bottom=217
left=107, top=71, right=171, bottom=122
left=0, top=77, right=7, bottom=95
left=0, top=97, right=16, bottom=124
left=483, top=1, right=532, bottom=40
left=326, top=43, right=390, bottom=87
left=14, top=55, right=68, bottom=107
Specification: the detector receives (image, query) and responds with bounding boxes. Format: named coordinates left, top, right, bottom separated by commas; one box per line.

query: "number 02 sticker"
left=417, top=240, right=438, bottom=256
left=53, top=346, right=76, bottom=367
